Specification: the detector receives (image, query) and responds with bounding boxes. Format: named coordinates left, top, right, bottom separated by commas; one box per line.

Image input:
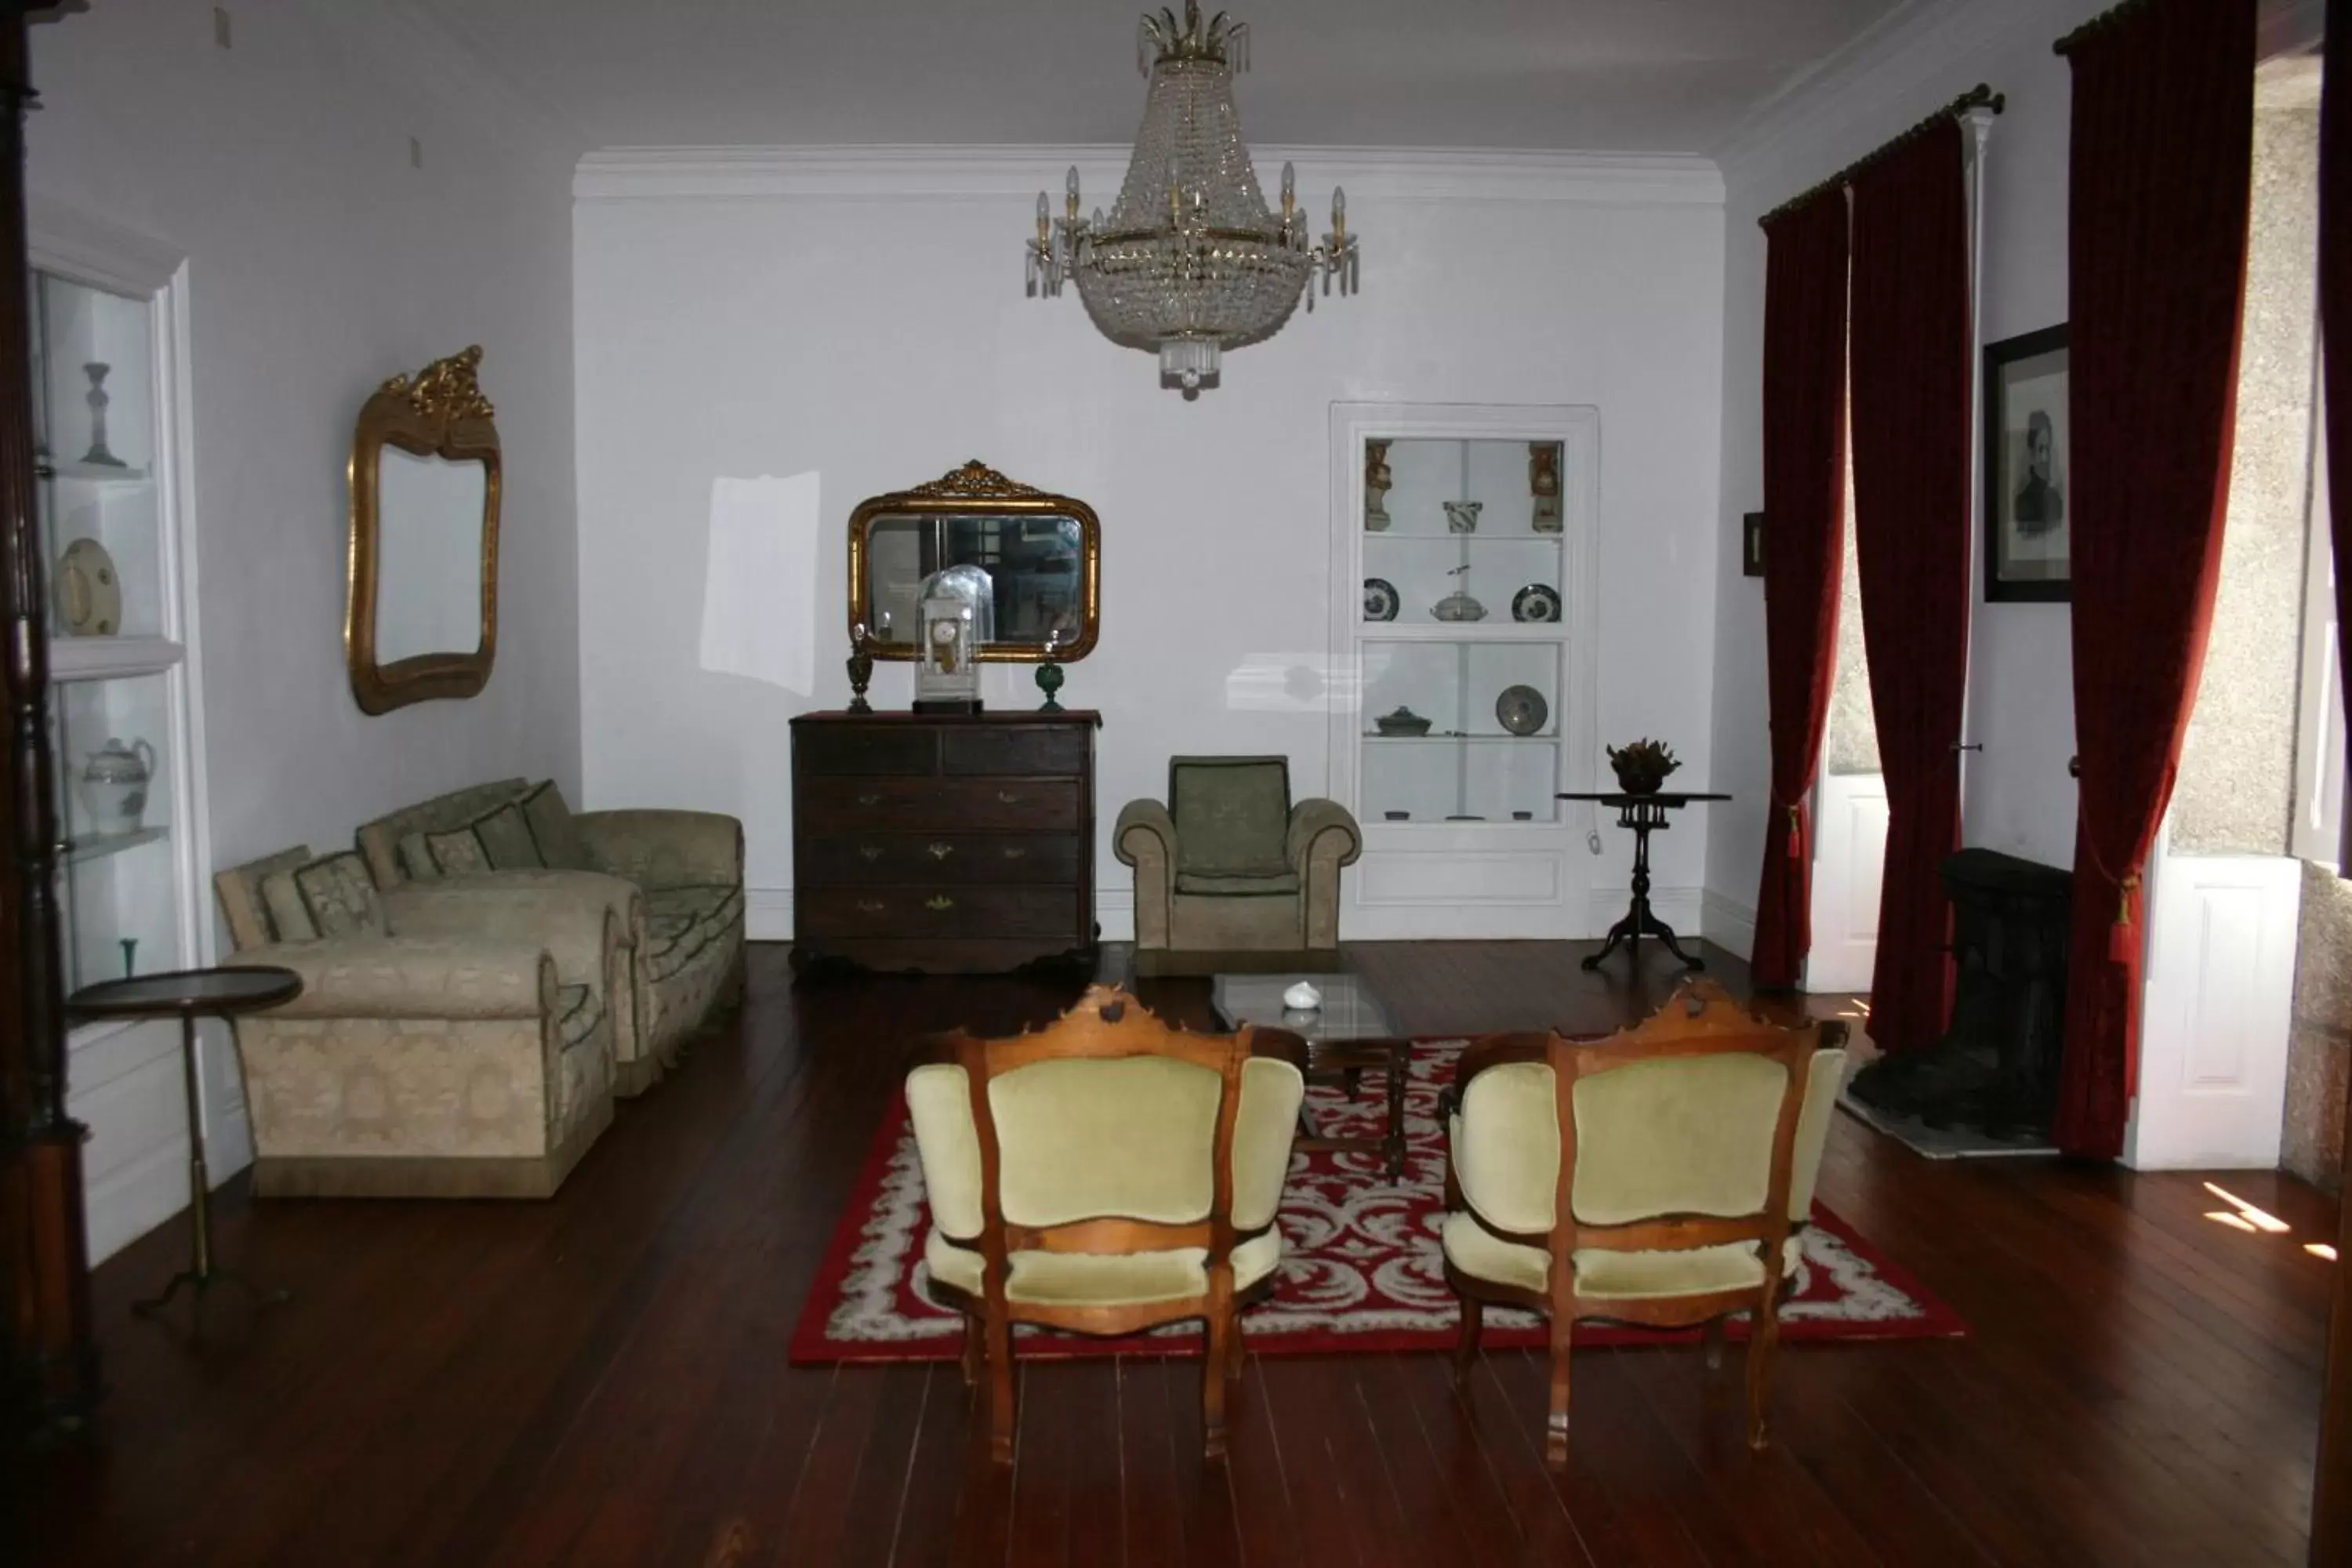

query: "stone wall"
left=2289, top=862, right=2351, bottom=1192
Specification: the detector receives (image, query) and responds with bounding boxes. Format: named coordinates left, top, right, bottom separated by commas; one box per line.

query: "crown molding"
left=573, top=144, right=1723, bottom=207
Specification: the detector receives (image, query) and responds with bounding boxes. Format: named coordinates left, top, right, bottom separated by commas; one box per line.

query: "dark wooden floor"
left=9, top=941, right=2336, bottom=1566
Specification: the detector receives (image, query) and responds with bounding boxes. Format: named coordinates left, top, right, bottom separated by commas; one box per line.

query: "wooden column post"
left=0, top=0, right=96, bottom=1451
left=2316, top=1054, right=2352, bottom=1565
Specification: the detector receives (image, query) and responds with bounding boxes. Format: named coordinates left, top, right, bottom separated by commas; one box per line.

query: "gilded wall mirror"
left=848, top=461, right=1102, bottom=662
left=346, top=344, right=501, bottom=713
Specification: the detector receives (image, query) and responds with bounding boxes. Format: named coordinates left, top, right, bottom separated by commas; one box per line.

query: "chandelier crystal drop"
left=1025, top=2, right=1360, bottom=394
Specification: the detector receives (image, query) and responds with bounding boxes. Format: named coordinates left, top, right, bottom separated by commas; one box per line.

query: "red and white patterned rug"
left=789, top=1040, right=1965, bottom=1363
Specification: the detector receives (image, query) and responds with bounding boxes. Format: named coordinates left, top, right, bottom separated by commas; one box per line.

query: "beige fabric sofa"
left=1116, top=756, right=1362, bottom=977
left=213, top=847, right=619, bottom=1198
left=354, top=779, right=746, bottom=1094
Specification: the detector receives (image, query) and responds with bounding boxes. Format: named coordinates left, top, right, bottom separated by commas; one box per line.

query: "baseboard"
left=1703, top=889, right=1758, bottom=963
left=745, top=886, right=793, bottom=942
left=750, top=886, right=1138, bottom=945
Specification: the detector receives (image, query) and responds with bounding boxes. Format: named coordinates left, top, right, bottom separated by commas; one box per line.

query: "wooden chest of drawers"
left=790, top=710, right=1101, bottom=973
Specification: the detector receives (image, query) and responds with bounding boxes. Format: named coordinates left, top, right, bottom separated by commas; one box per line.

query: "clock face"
left=930, top=620, right=959, bottom=644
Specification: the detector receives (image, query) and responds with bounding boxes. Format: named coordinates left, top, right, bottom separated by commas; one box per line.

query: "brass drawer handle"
left=858, top=845, right=884, bottom=862
left=925, top=895, right=955, bottom=911
left=1002, top=847, right=1027, bottom=860
left=927, top=842, right=954, bottom=860
left=855, top=898, right=884, bottom=914
left=857, top=793, right=883, bottom=808
left=997, top=790, right=1022, bottom=804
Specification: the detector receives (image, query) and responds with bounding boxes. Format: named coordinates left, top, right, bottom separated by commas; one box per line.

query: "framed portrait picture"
left=1983, top=324, right=2071, bottom=602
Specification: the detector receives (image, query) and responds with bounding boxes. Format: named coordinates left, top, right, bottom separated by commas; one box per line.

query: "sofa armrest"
left=226, top=938, right=554, bottom=1022
left=1114, top=799, right=1176, bottom=868
left=574, top=809, right=742, bottom=888
left=382, top=881, right=619, bottom=992
left=1287, top=798, right=1362, bottom=873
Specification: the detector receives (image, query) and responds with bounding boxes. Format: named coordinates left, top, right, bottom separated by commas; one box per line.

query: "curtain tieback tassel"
left=1785, top=805, right=1802, bottom=860
left=2108, top=872, right=2142, bottom=964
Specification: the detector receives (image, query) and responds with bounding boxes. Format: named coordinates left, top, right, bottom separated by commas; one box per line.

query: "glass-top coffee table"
left=1212, top=973, right=1410, bottom=1178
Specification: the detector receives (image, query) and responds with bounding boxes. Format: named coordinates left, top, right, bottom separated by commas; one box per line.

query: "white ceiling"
left=404, top=0, right=1916, bottom=154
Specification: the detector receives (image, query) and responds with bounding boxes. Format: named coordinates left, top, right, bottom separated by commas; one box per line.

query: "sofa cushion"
left=260, top=870, right=318, bottom=943
left=397, top=832, right=440, bottom=883
left=520, top=780, right=594, bottom=872
left=292, top=851, right=386, bottom=938
left=426, top=826, right=491, bottom=877
left=472, top=802, right=543, bottom=872
left=1174, top=869, right=1301, bottom=897
left=1168, top=757, right=1292, bottom=877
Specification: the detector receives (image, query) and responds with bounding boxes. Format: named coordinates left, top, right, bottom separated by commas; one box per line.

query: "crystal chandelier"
left=1025, top=2, right=1360, bottom=394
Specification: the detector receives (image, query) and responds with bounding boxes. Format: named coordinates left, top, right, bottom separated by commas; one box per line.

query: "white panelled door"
left=1805, top=770, right=1887, bottom=993
left=2125, top=843, right=2299, bottom=1171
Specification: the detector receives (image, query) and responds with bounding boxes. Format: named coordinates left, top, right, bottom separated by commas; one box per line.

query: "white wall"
left=1704, top=0, right=2114, bottom=942
left=27, top=0, right=584, bottom=1256
left=573, top=150, right=1727, bottom=938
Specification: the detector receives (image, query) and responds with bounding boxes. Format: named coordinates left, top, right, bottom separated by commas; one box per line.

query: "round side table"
left=68, top=965, right=304, bottom=1323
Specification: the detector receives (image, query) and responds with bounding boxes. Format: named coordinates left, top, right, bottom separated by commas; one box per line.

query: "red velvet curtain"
left=2054, top=0, right=2255, bottom=1160
left=1752, top=190, right=1850, bottom=988
left=1849, top=121, right=1973, bottom=1055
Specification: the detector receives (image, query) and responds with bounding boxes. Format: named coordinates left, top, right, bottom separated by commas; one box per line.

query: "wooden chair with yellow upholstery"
left=905, top=985, right=1308, bottom=1462
left=1439, top=981, right=1849, bottom=1465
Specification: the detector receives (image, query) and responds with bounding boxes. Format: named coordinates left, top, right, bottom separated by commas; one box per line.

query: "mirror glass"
left=862, top=513, right=1087, bottom=651
left=373, top=447, right=488, bottom=665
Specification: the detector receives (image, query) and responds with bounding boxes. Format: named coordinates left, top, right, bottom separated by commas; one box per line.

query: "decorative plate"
left=1495, top=684, right=1549, bottom=737
left=57, top=537, right=120, bottom=636
left=1512, top=582, right=1561, bottom=623
left=1363, top=577, right=1399, bottom=622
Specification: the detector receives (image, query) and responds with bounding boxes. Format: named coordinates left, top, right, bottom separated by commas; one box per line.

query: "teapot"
left=78, top=736, right=155, bottom=838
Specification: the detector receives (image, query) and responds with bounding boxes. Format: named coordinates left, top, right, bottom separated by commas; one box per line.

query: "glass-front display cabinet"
left=32, top=208, right=216, bottom=1262
left=1330, top=404, right=1600, bottom=938
left=34, top=265, right=191, bottom=993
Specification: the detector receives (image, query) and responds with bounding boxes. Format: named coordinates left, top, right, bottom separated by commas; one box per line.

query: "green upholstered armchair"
left=1115, top=755, right=1361, bottom=977
left=904, top=985, right=1307, bottom=1461
left=1439, top=981, right=1849, bottom=1465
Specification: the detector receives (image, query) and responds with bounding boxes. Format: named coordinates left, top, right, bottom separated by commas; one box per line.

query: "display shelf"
left=50, top=635, right=183, bottom=683
left=44, top=459, right=151, bottom=485
left=64, top=825, right=167, bottom=866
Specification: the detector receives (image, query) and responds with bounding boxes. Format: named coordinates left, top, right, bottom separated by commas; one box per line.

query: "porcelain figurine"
left=1282, top=981, right=1322, bottom=1011
left=1530, top=442, right=1563, bottom=533
left=1443, top=499, right=1482, bottom=535
left=1364, top=439, right=1392, bottom=532
left=846, top=622, right=875, bottom=713
left=79, top=736, right=154, bottom=838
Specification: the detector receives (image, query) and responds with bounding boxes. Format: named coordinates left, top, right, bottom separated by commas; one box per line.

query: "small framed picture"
left=1984, top=324, right=2070, bottom=602
left=1742, top=512, right=1766, bottom=578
